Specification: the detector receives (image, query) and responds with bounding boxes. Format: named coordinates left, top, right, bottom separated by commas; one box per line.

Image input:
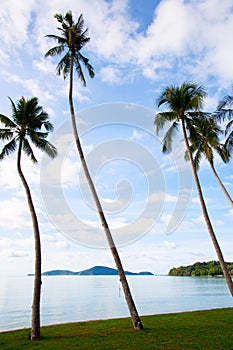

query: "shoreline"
left=1, top=307, right=232, bottom=334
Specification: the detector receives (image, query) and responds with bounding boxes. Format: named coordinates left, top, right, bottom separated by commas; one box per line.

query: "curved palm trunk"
left=17, top=141, right=42, bottom=340
left=181, top=119, right=233, bottom=296
left=208, top=160, right=233, bottom=208
left=69, top=60, right=143, bottom=329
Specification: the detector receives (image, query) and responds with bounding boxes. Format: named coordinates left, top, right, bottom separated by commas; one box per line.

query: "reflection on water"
left=0, top=275, right=232, bottom=331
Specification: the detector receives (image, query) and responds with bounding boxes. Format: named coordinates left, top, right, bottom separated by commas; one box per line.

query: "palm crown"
left=215, top=93, right=233, bottom=153
left=0, top=96, right=57, bottom=162
left=187, top=116, right=229, bottom=170
left=155, top=81, right=207, bottom=153
left=45, top=11, right=94, bottom=85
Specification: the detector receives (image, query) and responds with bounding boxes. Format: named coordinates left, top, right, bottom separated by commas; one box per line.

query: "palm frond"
left=0, top=113, right=17, bottom=128
left=75, top=13, right=84, bottom=32
left=217, top=95, right=233, bottom=110
left=22, top=138, right=37, bottom=163
left=56, top=52, right=70, bottom=77
left=193, top=150, right=202, bottom=170
left=154, top=112, right=177, bottom=134
left=0, top=138, right=17, bottom=160
left=215, top=92, right=233, bottom=124
left=216, top=144, right=230, bottom=163
left=42, top=140, right=57, bottom=159
left=77, top=52, right=95, bottom=79
left=204, top=144, right=214, bottom=164
left=30, top=136, right=57, bottom=159
left=74, top=56, right=86, bottom=86
left=184, top=149, right=190, bottom=162
left=8, top=97, right=19, bottom=123
left=225, top=119, right=233, bottom=136
left=161, top=121, right=179, bottom=153
left=225, top=131, right=233, bottom=153
left=45, top=44, right=65, bottom=58
left=27, top=129, right=48, bottom=140
left=64, top=11, right=75, bottom=28
left=54, top=13, right=64, bottom=24
left=0, top=128, right=14, bottom=140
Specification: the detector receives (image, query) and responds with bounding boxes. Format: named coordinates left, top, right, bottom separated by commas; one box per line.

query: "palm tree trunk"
left=208, top=160, right=233, bottom=208
left=17, top=141, right=42, bottom=340
left=69, top=60, right=143, bottom=329
left=181, top=119, right=233, bottom=296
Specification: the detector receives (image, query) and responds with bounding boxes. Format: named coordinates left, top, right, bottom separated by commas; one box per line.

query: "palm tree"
left=186, top=115, right=233, bottom=207
left=215, top=92, right=233, bottom=154
left=0, top=97, right=57, bottom=340
left=45, top=11, right=143, bottom=330
left=154, top=81, right=233, bottom=297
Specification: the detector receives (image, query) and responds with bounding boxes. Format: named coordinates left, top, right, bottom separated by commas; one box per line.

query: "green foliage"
left=45, top=11, right=95, bottom=85
left=185, top=115, right=229, bottom=170
left=0, top=97, right=57, bottom=162
left=1, top=309, right=233, bottom=349
left=154, top=81, right=207, bottom=153
left=168, top=260, right=233, bottom=277
left=215, top=92, right=233, bottom=154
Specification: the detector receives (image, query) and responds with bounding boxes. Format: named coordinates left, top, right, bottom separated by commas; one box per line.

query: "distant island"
left=28, top=266, right=154, bottom=276
left=168, top=261, right=233, bottom=277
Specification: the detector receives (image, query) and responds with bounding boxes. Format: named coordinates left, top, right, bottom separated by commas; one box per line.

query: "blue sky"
left=0, top=0, right=233, bottom=276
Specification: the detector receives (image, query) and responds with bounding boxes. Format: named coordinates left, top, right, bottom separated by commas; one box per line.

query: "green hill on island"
left=28, top=266, right=154, bottom=276
left=169, top=261, right=233, bottom=277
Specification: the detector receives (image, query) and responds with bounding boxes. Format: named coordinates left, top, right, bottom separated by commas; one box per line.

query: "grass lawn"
left=1, top=308, right=233, bottom=349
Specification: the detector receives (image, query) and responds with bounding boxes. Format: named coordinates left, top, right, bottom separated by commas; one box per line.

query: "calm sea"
left=0, top=275, right=232, bottom=332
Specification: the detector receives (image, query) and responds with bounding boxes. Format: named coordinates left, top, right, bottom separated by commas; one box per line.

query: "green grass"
left=1, top=308, right=233, bottom=349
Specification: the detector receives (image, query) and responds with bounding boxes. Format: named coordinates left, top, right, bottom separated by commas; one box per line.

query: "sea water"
left=0, top=275, right=232, bottom=332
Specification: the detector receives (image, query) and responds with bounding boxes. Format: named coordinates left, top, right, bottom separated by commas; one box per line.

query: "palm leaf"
left=225, top=119, right=233, bottom=136
left=225, top=131, right=233, bottom=153
left=216, top=144, right=230, bottom=163
left=0, top=128, right=14, bottom=140
left=217, top=95, right=233, bottom=110
left=56, top=52, right=70, bottom=77
left=45, top=44, right=65, bottom=58
left=0, top=113, right=17, bottom=128
left=193, top=150, right=202, bottom=170
left=0, top=138, right=17, bottom=160
left=77, top=52, right=95, bottom=79
left=161, top=121, right=179, bottom=153
left=22, top=138, right=37, bottom=163
left=42, top=140, right=57, bottom=159
left=74, top=55, right=86, bottom=85
left=154, top=112, right=177, bottom=134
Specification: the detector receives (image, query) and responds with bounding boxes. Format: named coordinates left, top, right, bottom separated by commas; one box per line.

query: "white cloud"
left=1, top=0, right=233, bottom=89
left=100, top=66, right=126, bottom=85
left=61, top=158, right=81, bottom=188
left=33, top=58, right=57, bottom=75
left=0, top=197, right=32, bottom=229
left=0, top=0, right=35, bottom=48
left=225, top=208, right=233, bottom=220
left=7, top=250, right=29, bottom=258
left=3, top=72, right=53, bottom=102
left=164, top=240, right=177, bottom=249
left=0, top=50, right=9, bottom=64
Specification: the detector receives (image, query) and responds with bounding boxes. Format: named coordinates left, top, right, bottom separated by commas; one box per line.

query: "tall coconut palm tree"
left=186, top=115, right=233, bottom=207
left=45, top=11, right=143, bottom=330
left=154, top=81, right=233, bottom=297
left=0, top=97, right=57, bottom=340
